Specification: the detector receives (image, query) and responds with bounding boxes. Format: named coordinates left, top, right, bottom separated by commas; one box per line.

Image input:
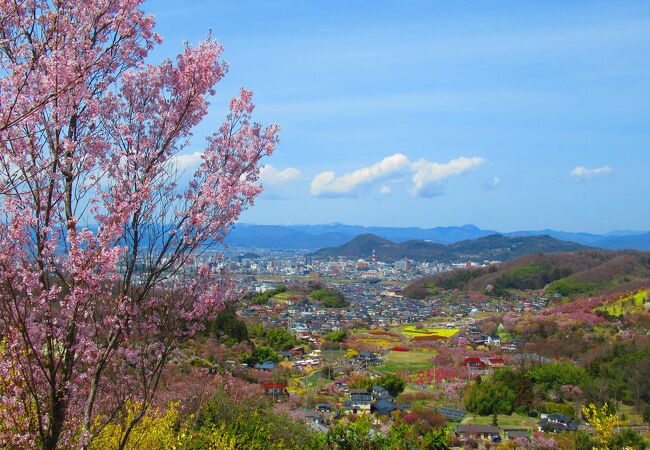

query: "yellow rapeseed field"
left=400, top=326, right=460, bottom=338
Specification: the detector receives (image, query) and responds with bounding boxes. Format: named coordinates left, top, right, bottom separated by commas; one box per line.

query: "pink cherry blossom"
left=0, top=2, right=278, bottom=448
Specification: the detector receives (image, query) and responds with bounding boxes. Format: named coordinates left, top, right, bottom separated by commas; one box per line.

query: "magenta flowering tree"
left=515, top=433, right=558, bottom=449
left=0, top=1, right=278, bottom=448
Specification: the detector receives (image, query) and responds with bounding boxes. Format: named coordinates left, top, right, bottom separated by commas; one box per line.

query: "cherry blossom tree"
left=0, top=1, right=279, bottom=448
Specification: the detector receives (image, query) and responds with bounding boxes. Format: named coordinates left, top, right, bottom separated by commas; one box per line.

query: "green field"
left=617, top=403, right=647, bottom=426
left=270, top=291, right=299, bottom=303
left=462, top=413, right=538, bottom=429
left=400, top=326, right=460, bottom=338
left=377, top=350, right=435, bottom=374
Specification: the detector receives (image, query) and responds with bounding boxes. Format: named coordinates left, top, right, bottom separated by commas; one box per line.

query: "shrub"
left=544, top=402, right=576, bottom=418
left=464, top=381, right=516, bottom=415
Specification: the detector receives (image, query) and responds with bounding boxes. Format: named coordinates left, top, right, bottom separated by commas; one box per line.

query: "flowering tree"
left=0, top=1, right=278, bottom=448
left=581, top=403, right=619, bottom=449
left=513, top=434, right=558, bottom=450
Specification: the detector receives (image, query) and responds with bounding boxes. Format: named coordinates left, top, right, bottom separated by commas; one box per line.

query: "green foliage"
left=247, top=322, right=265, bottom=339
left=545, top=278, right=595, bottom=297
left=205, top=303, right=248, bottom=343
left=375, top=422, right=411, bottom=450
left=492, top=368, right=534, bottom=408
left=264, top=327, right=298, bottom=351
left=187, top=389, right=323, bottom=449
left=246, top=285, right=287, bottom=305
left=326, top=415, right=375, bottom=450
left=375, top=374, right=406, bottom=397
left=340, top=374, right=405, bottom=397
left=418, top=428, right=450, bottom=450
left=608, top=428, right=647, bottom=450
left=348, top=377, right=373, bottom=391
left=528, top=362, right=587, bottom=392
left=311, top=288, right=349, bottom=308
left=240, top=346, right=280, bottom=366
left=326, top=416, right=448, bottom=450
left=586, top=342, right=650, bottom=405
left=464, top=368, right=543, bottom=416
left=247, top=324, right=298, bottom=351
left=326, top=330, right=348, bottom=343
left=574, top=431, right=598, bottom=450
left=544, top=401, right=576, bottom=418
left=643, top=404, right=650, bottom=423
left=464, top=380, right=517, bottom=415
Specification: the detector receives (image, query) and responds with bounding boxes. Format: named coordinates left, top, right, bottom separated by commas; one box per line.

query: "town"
left=170, top=246, right=650, bottom=449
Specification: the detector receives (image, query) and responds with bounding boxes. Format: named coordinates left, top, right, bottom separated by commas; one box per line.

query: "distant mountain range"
left=224, top=223, right=650, bottom=251
left=310, top=233, right=588, bottom=262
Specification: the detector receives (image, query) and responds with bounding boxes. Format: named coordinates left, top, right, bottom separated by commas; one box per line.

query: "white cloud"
left=411, top=156, right=485, bottom=197
left=482, top=175, right=502, bottom=191
left=310, top=153, right=485, bottom=198
left=570, top=165, right=613, bottom=179
left=259, top=165, right=301, bottom=185
left=379, top=185, right=391, bottom=195
left=310, top=153, right=410, bottom=197
left=256, top=165, right=302, bottom=200
left=172, top=151, right=203, bottom=170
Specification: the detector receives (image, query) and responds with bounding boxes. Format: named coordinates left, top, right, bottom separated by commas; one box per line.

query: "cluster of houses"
left=537, top=413, right=579, bottom=432
left=307, top=383, right=411, bottom=420
left=229, top=252, right=433, bottom=282
left=454, top=424, right=502, bottom=444
left=254, top=347, right=325, bottom=373
left=463, top=323, right=524, bottom=352
left=260, top=383, right=289, bottom=399
left=263, top=379, right=580, bottom=444
left=263, top=381, right=414, bottom=435
left=462, top=356, right=506, bottom=376
left=345, top=385, right=410, bottom=416
left=239, top=283, right=445, bottom=336
left=237, top=272, right=551, bottom=342
left=453, top=412, right=579, bottom=446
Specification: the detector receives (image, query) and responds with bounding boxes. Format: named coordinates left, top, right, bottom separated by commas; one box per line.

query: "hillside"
left=403, top=250, right=650, bottom=298
left=448, top=234, right=588, bottom=260
left=310, top=233, right=587, bottom=262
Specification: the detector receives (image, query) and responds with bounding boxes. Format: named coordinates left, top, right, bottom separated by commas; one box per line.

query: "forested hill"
left=310, top=233, right=588, bottom=262
left=403, top=250, right=650, bottom=299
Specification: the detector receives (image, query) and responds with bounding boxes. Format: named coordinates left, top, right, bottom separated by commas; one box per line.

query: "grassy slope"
left=596, top=290, right=648, bottom=316
left=270, top=291, right=299, bottom=303
left=461, top=413, right=538, bottom=429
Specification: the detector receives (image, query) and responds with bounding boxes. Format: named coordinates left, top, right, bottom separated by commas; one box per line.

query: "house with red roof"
left=260, top=383, right=288, bottom=399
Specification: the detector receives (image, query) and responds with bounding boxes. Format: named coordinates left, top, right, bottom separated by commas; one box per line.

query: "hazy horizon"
left=233, top=221, right=650, bottom=236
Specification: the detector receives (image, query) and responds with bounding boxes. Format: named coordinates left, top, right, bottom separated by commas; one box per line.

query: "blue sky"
left=146, top=0, right=650, bottom=233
